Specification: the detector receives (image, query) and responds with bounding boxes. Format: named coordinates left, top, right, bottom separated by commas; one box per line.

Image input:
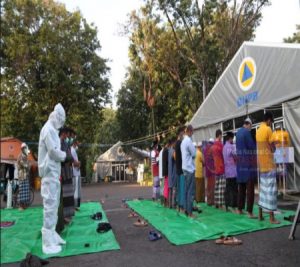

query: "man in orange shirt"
left=256, top=112, right=280, bottom=224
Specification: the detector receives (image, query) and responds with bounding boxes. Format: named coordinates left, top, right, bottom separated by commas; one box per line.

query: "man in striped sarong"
left=256, top=112, right=280, bottom=224
left=212, top=130, right=226, bottom=209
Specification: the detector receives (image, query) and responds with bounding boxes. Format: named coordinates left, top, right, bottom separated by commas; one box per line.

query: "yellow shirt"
left=195, top=149, right=203, bottom=178
left=271, top=129, right=291, bottom=148
left=256, top=122, right=275, bottom=172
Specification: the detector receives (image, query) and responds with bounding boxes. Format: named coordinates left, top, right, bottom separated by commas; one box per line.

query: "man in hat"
left=256, top=112, right=280, bottom=224
left=236, top=118, right=257, bottom=218
left=17, top=143, right=30, bottom=210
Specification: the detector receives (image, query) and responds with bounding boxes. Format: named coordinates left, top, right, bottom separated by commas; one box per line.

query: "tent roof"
left=190, top=42, right=300, bottom=129
left=97, top=141, right=130, bottom=162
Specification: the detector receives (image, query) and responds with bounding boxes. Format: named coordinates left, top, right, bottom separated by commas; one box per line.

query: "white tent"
left=190, top=42, right=300, bottom=193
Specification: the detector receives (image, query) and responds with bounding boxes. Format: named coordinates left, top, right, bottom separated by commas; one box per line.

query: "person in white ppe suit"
left=38, top=103, right=70, bottom=254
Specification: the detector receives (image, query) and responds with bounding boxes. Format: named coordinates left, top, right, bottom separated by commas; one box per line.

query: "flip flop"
left=134, top=219, right=148, bottom=227
left=91, top=212, right=103, bottom=220
left=128, top=211, right=138, bottom=218
left=149, top=230, right=162, bottom=241
left=215, top=235, right=225, bottom=244
left=223, top=237, right=242, bottom=245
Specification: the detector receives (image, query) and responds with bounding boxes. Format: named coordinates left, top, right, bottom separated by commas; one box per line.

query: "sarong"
left=152, top=176, right=160, bottom=200
left=214, top=174, right=226, bottom=206
left=62, top=180, right=74, bottom=217
left=163, top=176, right=169, bottom=199
left=195, top=178, right=205, bottom=202
left=225, top=178, right=238, bottom=208
left=18, top=179, right=30, bottom=205
left=258, top=171, right=277, bottom=211
left=206, top=175, right=215, bottom=205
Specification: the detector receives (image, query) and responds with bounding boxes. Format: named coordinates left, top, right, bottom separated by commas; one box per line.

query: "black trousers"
left=238, top=179, right=255, bottom=213
left=225, top=178, right=238, bottom=208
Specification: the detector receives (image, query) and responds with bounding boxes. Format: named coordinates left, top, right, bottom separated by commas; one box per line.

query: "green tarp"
left=1, top=202, right=120, bottom=264
left=127, top=200, right=294, bottom=245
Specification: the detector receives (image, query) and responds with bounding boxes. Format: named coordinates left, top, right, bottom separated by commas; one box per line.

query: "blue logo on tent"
left=241, top=63, right=253, bottom=82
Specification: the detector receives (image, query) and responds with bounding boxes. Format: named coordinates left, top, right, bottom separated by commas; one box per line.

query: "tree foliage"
left=284, top=25, right=300, bottom=43
left=1, top=0, right=111, bottom=145
left=117, top=0, right=269, bottom=140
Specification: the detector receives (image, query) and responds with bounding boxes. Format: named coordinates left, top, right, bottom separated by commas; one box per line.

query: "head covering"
left=275, top=124, right=282, bottom=130
left=209, top=138, right=214, bottom=143
left=244, top=117, right=252, bottom=125
left=192, top=142, right=197, bottom=146
left=197, top=141, right=202, bottom=147
left=49, top=103, right=66, bottom=130
left=21, top=143, right=27, bottom=149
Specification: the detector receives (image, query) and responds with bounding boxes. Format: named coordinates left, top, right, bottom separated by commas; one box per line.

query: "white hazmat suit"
left=38, top=103, right=67, bottom=254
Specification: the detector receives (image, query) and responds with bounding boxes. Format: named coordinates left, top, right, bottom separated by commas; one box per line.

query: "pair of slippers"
left=215, top=236, right=242, bottom=245
left=128, top=211, right=139, bottom=218
left=97, top=222, right=112, bottom=233
left=91, top=212, right=103, bottom=221
left=148, top=230, right=162, bottom=241
left=134, top=218, right=148, bottom=227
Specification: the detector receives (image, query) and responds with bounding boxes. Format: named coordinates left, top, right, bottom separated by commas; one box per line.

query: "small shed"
left=95, top=141, right=149, bottom=183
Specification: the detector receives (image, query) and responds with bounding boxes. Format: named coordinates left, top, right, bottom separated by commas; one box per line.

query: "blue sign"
left=237, top=91, right=259, bottom=107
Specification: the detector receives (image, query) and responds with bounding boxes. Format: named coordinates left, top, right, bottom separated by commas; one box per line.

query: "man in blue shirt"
left=181, top=125, right=196, bottom=217
left=236, top=118, right=257, bottom=218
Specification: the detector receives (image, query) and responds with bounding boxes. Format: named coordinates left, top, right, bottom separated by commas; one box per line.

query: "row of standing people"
left=151, top=125, right=200, bottom=218
left=150, top=112, right=282, bottom=223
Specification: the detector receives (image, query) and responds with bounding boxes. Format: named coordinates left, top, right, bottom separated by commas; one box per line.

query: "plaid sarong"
left=214, top=174, right=226, bottom=206
left=258, top=171, right=277, bottom=211
left=18, top=179, right=30, bottom=205
left=152, top=176, right=160, bottom=200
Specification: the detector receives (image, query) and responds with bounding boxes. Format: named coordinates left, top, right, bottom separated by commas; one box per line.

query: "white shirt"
left=158, top=149, right=164, bottom=179
left=71, top=146, right=81, bottom=177
left=181, top=135, right=196, bottom=173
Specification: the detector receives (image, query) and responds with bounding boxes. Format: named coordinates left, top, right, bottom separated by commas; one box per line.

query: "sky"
left=59, top=0, right=300, bottom=107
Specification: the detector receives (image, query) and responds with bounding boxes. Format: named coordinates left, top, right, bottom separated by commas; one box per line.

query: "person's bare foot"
left=258, top=216, right=264, bottom=221
left=236, top=209, right=244, bottom=215
left=188, top=213, right=196, bottom=219
left=18, top=207, right=24, bottom=211
left=270, top=219, right=280, bottom=224
left=247, top=213, right=257, bottom=219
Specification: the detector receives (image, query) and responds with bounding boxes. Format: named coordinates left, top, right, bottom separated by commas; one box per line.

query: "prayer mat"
left=1, top=202, right=120, bottom=264
left=127, top=199, right=294, bottom=245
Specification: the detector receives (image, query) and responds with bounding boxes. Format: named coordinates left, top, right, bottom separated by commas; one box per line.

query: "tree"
left=118, top=0, right=269, bottom=136
left=284, top=25, right=300, bottom=43
left=1, top=0, right=111, bottom=144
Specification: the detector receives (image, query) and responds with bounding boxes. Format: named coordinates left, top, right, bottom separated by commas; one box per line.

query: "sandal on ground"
left=149, top=230, right=162, bottom=241
left=97, top=222, right=112, bottom=233
left=128, top=211, right=138, bottom=218
left=223, top=237, right=242, bottom=245
left=91, top=212, right=103, bottom=220
left=134, top=219, right=148, bottom=227
left=215, top=235, right=226, bottom=244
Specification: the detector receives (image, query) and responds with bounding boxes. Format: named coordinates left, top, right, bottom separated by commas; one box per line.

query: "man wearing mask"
left=181, top=125, right=196, bottom=217
left=38, top=103, right=70, bottom=254
left=60, top=128, right=74, bottom=222
left=236, top=118, right=257, bottom=218
left=17, top=143, right=30, bottom=210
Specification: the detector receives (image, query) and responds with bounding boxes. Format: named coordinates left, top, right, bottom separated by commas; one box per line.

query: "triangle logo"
left=241, top=63, right=253, bottom=83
